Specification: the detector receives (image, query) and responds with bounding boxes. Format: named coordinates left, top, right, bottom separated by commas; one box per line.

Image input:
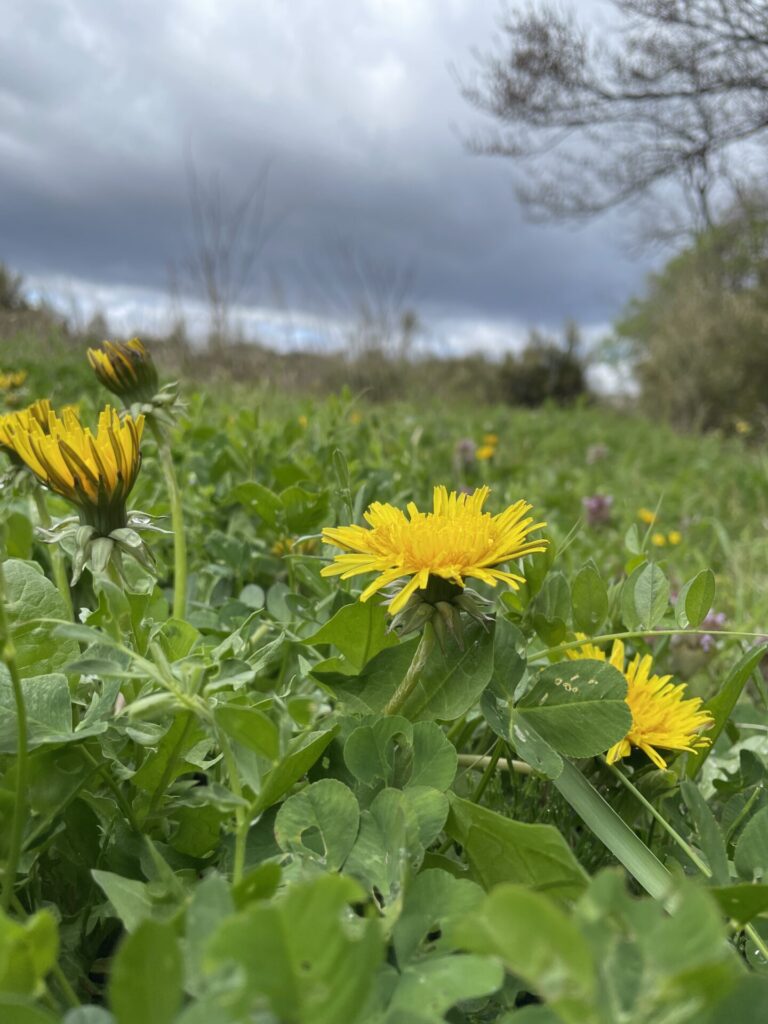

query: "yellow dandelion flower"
left=735, top=419, right=751, bottom=435
left=567, top=637, right=713, bottom=769
left=4, top=404, right=144, bottom=531
left=321, top=484, right=547, bottom=615
left=667, top=530, right=682, bottom=545
left=482, top=433, right=499, bottom=445
left=651, top=532, right=667, bottom=547
left=349, top=410, right=363, bottom=425
left=0, top=399, right=54, bottom=452
left=476, top=445, right=496, bottom=461
left=297, top=414, right=308, bottom=429
left=87, top=338, right=158, bottom=402
left=638, top=507, right=656, bottom=525
left=0, top=370, right=28, bottom=391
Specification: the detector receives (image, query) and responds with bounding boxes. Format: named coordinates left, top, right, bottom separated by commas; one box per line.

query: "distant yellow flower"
left=567, top=637, right=713, bottom=769
left=667, top=530, right=682, bottom=545
left=735, top=419, right=751, bottom=435
left=0, top=370, right=27, bottom=391
left=476, top=445, right=496, bottom=461
left=349, top=410, right=363, bottom=426
left=87, top=339, right=158, bottom=402
left=4, top=404, right=144, bottom=530
left=321, top=484, right=547, bottom=614
left=638, top=507, right=656, bottom=525
left=482, top=433, right=499, bottom=445
left=651, top=532, right=667, bottom=547
left=298, top=414, right=308, bottom=429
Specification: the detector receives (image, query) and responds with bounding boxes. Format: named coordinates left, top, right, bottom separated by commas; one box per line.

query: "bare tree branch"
left=462, top=0, right=768, bottom=234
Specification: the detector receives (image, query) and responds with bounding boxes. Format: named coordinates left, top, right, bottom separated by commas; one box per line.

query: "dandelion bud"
left=87, top=339, right=159, bottom=404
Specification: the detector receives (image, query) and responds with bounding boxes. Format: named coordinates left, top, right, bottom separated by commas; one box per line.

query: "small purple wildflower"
left=582, top=493, right=614, bottom=527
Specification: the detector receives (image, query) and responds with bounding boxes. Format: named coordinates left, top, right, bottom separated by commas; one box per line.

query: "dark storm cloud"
left=0, top=0, right=642, bottom=337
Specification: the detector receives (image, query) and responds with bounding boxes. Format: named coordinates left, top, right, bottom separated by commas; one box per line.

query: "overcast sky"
left=0, top=0, right=652, bottom=353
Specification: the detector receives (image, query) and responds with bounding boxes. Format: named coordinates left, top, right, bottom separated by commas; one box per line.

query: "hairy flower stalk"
left=567, top=636, right=713, bottom=769
left=88, top=339, right=188, bottom=617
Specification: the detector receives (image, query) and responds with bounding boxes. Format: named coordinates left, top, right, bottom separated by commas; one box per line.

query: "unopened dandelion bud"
left=87, top=339, right=159, bottom=403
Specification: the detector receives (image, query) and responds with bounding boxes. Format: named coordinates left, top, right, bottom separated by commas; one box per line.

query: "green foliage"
left=2, top=358, right=768, bottom=1022
left=616, top=203, right=768, bottom=431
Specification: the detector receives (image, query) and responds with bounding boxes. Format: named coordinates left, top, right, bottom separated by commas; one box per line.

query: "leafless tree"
left=307, top=242, right=423, bottom=359
left=462, top=1, right=768, bottom=236
left=184, top=160, right=272, bottom=353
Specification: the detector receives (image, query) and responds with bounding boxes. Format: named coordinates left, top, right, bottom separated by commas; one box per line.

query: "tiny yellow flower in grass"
left=638, top=507, right=656, bottom=525
left=349, top=410, right=362, bottom=426
left=667, top=530, right=682, bottom=545
left=298, top=414, right=308, bottom=429
left=5, top=404, right=144, bottom=532
left=87, top=338, right=159, bottom=403
left=0, top=369, right=28, bottom=391
left=651, top=532, right=667, bottom=547
left=735, top=419, right=751, bottom=435
left=482, top=433, right=499, bottom=445
left=476, top=445, right=496, bottom=461
left=567, top=637, right=713, bottom=769
left=321, top=485, right=547, bottom=615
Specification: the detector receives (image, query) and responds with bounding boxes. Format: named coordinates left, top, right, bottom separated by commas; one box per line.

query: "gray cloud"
left=1, top=0, right=649, bottom=346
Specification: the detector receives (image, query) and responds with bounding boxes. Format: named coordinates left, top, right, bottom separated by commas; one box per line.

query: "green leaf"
left=131, top=715, right=206, bottom=794
left=215, top=704, right=279, bottom=761
left=676, top=569, right=716, bottom=629
left=397, top=619, right=496, bottom=722
left=252, top=726, right=338, bottom=814
left=735, top=806, right=768, bottom=882
left=571, top=564, right=609, bottom=634
left=109, top=919, right=182, bottom=1024
left=531, top=570, right=570, bottom=645
left=306, top=601, right=398, bottom=672
left=91, top=871, right=153, bottom=933
left=445, top=795, right=588, bottom=899
left=0, top=908, right=58, bottom=996
left=317, top=640, right=419, bottom=714
left=707, top=978, right=768, bottom=1023
left=392, top=869, right=484, bottom=966
left=680, top=779, right=729, bottom=884
left=710, top=883, right=768, bottom=926
left=454, top=884, right=594, bottom=1008
left=205, top=874, right=383, bottom=1024
left=0, top=999, right=58, bottom=1023
left=224, top=481, right=284, bottom=527
left=686, top=643, right=768, bottom=778
left=621, top=561, right=669, bottom=630
left=386, top=955, right=503, bottom=1019
left=0, top=670, right=106, bottom=752
left=343, top=717, right=456, bottom=791
left=274, top=779, right=360, bottom=870
left=3, top=559, right=79, bottom=677
left=514, top=659, right=631, bottom=758
left=185, top=873, right=234, bottom=996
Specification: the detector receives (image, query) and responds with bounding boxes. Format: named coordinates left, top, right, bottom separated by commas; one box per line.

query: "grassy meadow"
left=1, top=334, right=768, bottom=1022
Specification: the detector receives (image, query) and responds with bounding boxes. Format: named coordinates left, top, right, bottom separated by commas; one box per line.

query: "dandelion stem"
left=384, top=623, right=436, bottom=716
left=151, top=423, right=188, bottom=620
left=218, top=726, right=248, bottom=885
left=539, top=628, right=768, bottom=662
left=457, top=752, right=532, bottom=776
left=0, top=556, right=29, bottom=914
left=32, top=488, right=74, bottom=622
left=601, top=757, right=711, bottom=875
